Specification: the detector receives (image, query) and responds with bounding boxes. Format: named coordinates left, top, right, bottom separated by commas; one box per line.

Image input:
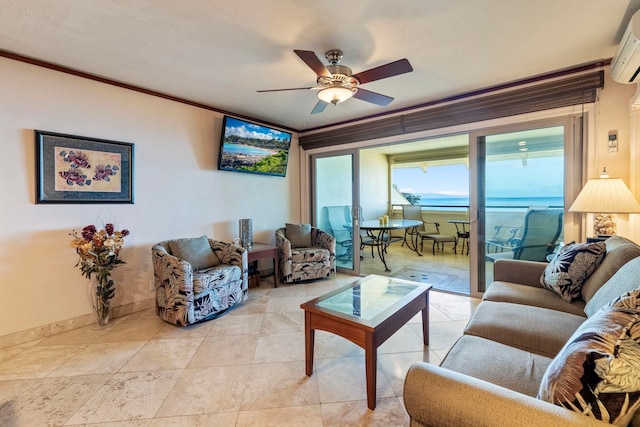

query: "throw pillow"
left=285, top=223, right=312, bottom=248
left=538, top=289, right=640, bottom=426
left=584, top=257, right=640, bottom=317
left=168, top=236, right=219, bottom=270
left=541, top=241, right=607, bottom=302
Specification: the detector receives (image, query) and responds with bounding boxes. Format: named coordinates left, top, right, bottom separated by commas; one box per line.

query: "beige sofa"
left=404, top=236, right=640, bottom=427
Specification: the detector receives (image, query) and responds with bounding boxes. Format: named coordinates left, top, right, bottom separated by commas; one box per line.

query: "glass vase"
left=91, top=276, right=113, bottom=326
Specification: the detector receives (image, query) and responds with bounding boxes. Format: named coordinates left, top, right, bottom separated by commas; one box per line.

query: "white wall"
left=359, top=150, right=389, bottom=220
left=592, top=70, right=639, bottom=241
left=0, top=57, right=299, bottom=338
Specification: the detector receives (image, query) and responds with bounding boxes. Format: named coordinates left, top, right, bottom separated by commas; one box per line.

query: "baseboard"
left=0, top=298, right=155, bottom=350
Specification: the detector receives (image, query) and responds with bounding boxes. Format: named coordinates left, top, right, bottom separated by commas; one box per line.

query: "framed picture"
left=35, top=130, right=134, bottom=204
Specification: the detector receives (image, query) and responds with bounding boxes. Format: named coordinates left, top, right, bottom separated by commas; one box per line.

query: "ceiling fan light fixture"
left=317, top=86, right=354, bottom=105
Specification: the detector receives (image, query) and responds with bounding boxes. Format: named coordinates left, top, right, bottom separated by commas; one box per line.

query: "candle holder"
left=239, top=219, right=253, bottom=248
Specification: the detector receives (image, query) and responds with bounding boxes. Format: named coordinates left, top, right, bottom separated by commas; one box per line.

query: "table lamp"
left=569, top=167, right=640, bottom=236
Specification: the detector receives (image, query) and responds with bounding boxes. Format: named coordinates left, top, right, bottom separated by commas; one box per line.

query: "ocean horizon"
left=418, top=195, right=564, bottom=209
left=224, top=143, right=275, bottom=156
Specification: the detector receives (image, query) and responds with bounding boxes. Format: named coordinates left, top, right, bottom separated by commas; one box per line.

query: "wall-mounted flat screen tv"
left=217, top=116, right=292, bottom=177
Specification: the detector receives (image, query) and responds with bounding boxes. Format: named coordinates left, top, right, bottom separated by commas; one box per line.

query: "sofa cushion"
left=285, top=223, right=312, bottom=248
left=168, top=236, right=219, bottom=270
left=584, top=257, right=640, bottom=317
left=484, top=282, right=587, bottom=317
left=538, top=289, right=640, bottom=426
left=464, top=301, right=586, bottom=357
left=441, top=335, right=554, bottom=397
left=540, top=241, right=606, bottom=302
left=581, top=236, right=640, bottom=303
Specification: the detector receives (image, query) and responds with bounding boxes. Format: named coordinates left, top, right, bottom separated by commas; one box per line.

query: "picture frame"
left=35, top=130, right=134, bottom=204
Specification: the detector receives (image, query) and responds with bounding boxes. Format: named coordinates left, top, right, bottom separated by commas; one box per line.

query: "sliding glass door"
left=311, top=150, right=360, bottom=274
left=306, top=114, right=583, bottom=291
left=470, top=117, right=582, bottom=294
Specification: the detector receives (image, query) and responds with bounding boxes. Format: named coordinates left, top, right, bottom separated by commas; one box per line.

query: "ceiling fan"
left=257, top=49, right=413, bottom=114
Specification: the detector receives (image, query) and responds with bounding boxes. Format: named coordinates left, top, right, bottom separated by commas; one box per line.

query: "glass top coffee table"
left=300, top=274, right=431, bottom=409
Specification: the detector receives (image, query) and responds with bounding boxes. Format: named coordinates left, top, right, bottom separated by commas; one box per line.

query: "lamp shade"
left=317, top=86, right=354, bottom=105
left=569, top=177, right=640, bottom=213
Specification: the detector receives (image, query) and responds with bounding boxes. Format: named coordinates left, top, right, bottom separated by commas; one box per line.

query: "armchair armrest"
left=312, top=227, right=336, bottom=273
left=403, top=362, right=609, bottom=427
left=275, top=228, right=293, bottom=280
left=493, top=259, right=547, bottom=287
left=151, top=244, right=194, bottom=293
left=209, top=239, right=248, bottom=291
left=312, top=227, right=336, bottom=252
left=275, top=228, right=292, bottom=254
left=209, top=239, right=246, bottom=267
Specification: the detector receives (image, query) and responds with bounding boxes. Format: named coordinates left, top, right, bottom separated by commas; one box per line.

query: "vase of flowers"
left=71, top=223, right=130, bottom=326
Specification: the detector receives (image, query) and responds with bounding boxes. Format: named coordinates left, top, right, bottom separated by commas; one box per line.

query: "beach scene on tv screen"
left=219, top=117, right=291, bottom=176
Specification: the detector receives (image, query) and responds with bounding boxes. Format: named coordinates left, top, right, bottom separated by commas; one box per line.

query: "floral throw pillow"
left=538, top=289, right=640, bottom=425
left=541, top=241, right=606, bottom=302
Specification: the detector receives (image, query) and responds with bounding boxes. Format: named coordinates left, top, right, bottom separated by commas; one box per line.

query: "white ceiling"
left=2, top=0, right=639, bottom=132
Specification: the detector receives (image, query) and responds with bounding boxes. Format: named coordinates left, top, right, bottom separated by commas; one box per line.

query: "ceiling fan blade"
left=353, top=88, right=394, bottom=106
left=311, top=100, right=328, bottom=114
left=294, top=50, right=332, bottom=78
left=257, top=87, right=316, bottom=92
left=352, top=58, right=413, bottom=84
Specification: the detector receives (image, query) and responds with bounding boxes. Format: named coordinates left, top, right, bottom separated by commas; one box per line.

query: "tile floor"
left=0, top=273, right=480, bottom=426
left=344, top=239, right=471, bottom=295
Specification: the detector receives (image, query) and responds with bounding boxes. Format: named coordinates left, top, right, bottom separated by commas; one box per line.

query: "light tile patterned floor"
left=0, top=273, right=479, bottom=426
left=350, top=239, right=471, bottom=295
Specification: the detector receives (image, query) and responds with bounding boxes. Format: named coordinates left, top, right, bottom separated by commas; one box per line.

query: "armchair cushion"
left=285, top=223, right=312, bottom=248
left=168, top=236, right=219, bottom=270
left=540, top=241, right=606, bottom=302
left=193, top=265, right=242, bottom=296
left=291, top=248, right=330, bottom=263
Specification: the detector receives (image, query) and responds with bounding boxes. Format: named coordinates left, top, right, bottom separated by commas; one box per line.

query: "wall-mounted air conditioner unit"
left=612, top=10, right=640, bottom=84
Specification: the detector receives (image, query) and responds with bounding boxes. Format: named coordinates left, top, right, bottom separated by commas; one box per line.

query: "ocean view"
left=224, top=143, right=276, bottom=156
left=418, top=195, right=564, bottom=209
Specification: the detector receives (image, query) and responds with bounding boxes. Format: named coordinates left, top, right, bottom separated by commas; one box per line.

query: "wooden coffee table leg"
left=422, top=292, right=430, bottom=346
left=305, top=311, right=314, bottom=376
left=274, top=251, right=279, bottom=288
left=365, top=333, right=377, bottom=410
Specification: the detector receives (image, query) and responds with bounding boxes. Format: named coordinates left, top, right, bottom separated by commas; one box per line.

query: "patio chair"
left=485, top=207, right=563, bottom=262
left=402, top=204, right=457, bottom=255
left=353, top=207, right=381, bottom=257
left=324, top=205, right=353, bottom=260
left=486, top=224, right=522, bottom=253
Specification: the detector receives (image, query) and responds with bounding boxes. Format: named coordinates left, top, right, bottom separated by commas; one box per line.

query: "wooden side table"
left=246, top=243, right=279, bottom=287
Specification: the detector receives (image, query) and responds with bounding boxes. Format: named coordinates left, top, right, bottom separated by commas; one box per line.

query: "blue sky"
left=393, top=157, right=564, bottom=197
left=394, top=164, right=470, bottom=196
left=225, top=117, right=291, bottom=141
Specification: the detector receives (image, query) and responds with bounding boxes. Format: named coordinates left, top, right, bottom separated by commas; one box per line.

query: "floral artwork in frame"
left=35, top=130, right=134, bottom=204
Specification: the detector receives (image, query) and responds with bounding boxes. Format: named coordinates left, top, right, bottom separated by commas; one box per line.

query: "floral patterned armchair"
left=275, top=225, right=336, bottom=284
left=151, top=236, right=248, bottom=326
